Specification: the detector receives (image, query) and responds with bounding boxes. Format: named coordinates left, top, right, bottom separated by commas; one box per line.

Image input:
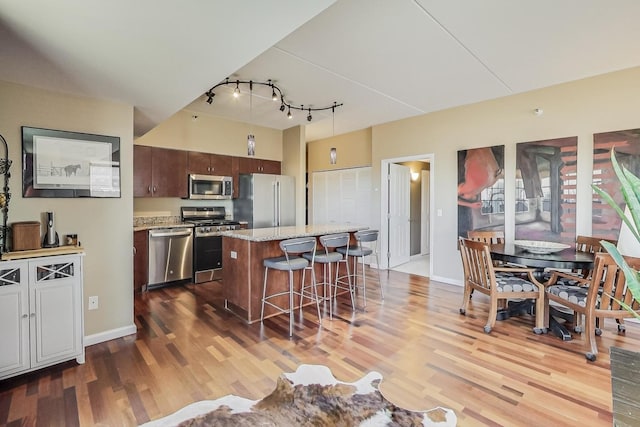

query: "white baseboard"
left=430, top=275, right=463, bottom=287
left=84, top=324, right=137, bottom=347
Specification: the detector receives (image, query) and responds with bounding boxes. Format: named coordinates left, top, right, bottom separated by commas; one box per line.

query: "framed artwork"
left=592, top=128, right=640, bottom=241
left=457, top=145, right=505, bottom=238
left=22, top=126, right=121, bottom=198
left=514, top=136, right=577, bottom=245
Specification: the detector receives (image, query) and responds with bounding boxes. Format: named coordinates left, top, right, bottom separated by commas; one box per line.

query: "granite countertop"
left=222, top=224, right=368, bottom=242
left=133, top=214, right=194, bottom=232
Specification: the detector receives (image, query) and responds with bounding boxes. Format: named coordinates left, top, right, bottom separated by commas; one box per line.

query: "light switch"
left=437, top=209, right=443, bottom=217
left=230, top=251, right=237, bottom=259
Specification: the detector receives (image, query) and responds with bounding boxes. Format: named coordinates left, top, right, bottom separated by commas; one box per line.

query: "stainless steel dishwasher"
left=148, top=227, right=193, bottom=287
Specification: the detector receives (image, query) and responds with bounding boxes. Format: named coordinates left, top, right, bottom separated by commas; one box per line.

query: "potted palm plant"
left=592, top=149, right=640, bottom=426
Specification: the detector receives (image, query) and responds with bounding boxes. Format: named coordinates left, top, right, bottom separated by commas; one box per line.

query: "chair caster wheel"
left=459, top=308, right=466, bottom=315
left=573, top=326, right=583, bottom=333
left=595, top=328, right=602, bottom=336
left=618, top=325, right=626, bottom=333
left=586, top=353, right=596, bottom=362
left=483, top=325, right=492, bottom=334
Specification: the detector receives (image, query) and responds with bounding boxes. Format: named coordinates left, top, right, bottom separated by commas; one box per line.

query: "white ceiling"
left=3, top=1, right=640, bottom=142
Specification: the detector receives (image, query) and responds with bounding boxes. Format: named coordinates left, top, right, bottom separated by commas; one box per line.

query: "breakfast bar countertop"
left=222, top=224, right=368, bottom=242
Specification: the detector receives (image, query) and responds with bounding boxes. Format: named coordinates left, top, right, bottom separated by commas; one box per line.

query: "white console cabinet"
left=0, top=253, right=84, bottom=380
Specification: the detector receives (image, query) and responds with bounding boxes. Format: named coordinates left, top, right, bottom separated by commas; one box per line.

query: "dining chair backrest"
left=589, top=252, right=640, bottom=314
left=459, top=237, right=494, bottom=292
left=467, top=230, right=505, bottom=245
left=575, top=235, right=617, bottom=253
left=574, top=235, right=618, bottom=278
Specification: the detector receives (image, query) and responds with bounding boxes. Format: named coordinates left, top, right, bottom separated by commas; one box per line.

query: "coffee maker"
left=42, top=211, right=59, bottom=248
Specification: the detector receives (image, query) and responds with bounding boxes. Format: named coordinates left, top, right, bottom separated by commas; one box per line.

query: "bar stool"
left=337, top=230, right=383, bottom=308
left=304, top=233, right=353, bottom=318
left=260, top=237, right=321, bottom=337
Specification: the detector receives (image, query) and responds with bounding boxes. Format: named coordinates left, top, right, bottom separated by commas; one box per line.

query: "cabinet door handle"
left=22, top=314, right=28, bottom=318
left=153, top=186, right=157, bottom=193
left=148, top=185, right=151, bottom=193
left=30, top=313, right=35, bottom=318
left=133, top=246, right=137, bottom=255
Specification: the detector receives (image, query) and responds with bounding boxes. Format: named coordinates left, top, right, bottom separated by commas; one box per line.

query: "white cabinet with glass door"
left=0, top=253, right=84, bottom=380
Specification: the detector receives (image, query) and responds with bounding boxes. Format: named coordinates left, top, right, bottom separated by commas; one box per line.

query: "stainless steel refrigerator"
left=234, top=173, right=295, bottom=228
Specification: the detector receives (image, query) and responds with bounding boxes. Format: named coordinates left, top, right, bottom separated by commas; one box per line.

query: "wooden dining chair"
left=544, top=235, right=617, bottom=332
left=545, top=252, right=640, bottom=361
left=458, top=237, right=546, bottom=334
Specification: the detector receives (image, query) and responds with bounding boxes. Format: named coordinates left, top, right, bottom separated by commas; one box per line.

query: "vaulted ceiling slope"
left=3, top=1, right=640, bottom=141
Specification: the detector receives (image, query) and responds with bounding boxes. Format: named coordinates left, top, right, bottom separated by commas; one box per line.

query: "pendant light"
left=247, top=81, right=255, bottom=156
left=330, top=103, right=337, bottom=165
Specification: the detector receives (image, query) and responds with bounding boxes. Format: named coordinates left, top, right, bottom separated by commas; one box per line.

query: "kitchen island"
left=222, top=224, right=367, bottom=323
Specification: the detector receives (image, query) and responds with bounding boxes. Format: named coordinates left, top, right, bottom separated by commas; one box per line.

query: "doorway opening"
left=380, top=154, right=434, bottom=278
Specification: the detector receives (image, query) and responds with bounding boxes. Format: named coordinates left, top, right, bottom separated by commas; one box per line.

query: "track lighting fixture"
left=203, top=78, right=343, bottom=122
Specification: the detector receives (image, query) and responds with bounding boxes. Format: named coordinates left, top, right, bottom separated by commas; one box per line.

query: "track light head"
left=287, top=106, right=292, bottom=119
left=233, top=81, right=240, bottom=98
left=280, top=103, right=286, bottom=112
left=272, top=88, right=278, bottom=102
left=307, top=109, right=312, bottom=122
left=205, top=91, right=215, bottom=104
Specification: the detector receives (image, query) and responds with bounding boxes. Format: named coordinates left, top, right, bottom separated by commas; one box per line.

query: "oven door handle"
left=149, top=229, right=193, bottom=238
left=195, top=232, right=223, bottom=238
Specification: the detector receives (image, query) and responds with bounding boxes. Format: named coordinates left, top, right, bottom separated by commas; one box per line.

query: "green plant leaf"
left=621, top=163, right=640, bottom=240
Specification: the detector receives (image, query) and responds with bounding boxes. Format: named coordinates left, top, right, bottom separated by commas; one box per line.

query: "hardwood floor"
left=2, top=269, right=638, bottom=426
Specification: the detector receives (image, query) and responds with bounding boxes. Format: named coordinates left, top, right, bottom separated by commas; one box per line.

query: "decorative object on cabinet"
left=22, top=126, right=120, bottom=198
left=0, top=133, right=12, bottom=253
left=11, top=221, right=40, bottom=251
left=0, top=253, right=84, bottom=380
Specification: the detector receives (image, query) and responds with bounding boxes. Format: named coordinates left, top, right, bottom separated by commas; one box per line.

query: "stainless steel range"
left=181, top=206, right=240, bottom=283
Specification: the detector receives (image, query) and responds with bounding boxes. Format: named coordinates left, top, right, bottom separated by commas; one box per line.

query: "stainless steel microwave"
left=188, top=174, right=233, bottom=199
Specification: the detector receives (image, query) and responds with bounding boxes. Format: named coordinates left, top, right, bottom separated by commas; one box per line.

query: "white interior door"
left=388, top=163, right=411, bottom=267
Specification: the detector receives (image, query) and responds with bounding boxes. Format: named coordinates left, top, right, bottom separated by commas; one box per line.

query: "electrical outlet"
left=88, top=296, right=99, bottom=310
left=230, top=251, right=237, bottom=259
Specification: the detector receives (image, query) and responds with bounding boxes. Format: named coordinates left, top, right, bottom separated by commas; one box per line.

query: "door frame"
left=380, top=153, right=434, bottom=273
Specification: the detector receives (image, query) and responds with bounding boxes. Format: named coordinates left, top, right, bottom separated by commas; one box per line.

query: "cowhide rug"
left=141, top=364, right=456, bottom=427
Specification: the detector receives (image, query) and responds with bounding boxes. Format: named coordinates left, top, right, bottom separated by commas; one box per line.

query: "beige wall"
left=307, top=128, right=371, bottom=172
left=372, top=66, right=640, bottom=284
left=0, top=80, right=134, bottom=339
left=283, top=126, right=306, bottom=225
left=137, top=109, right=283, bottom=157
